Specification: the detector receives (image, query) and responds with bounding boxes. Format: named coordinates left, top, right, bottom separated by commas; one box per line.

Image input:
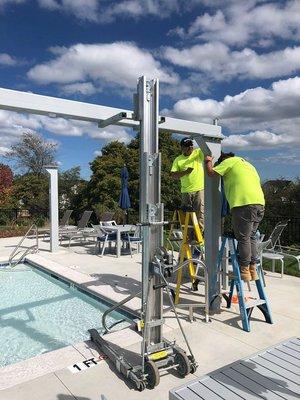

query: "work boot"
left=249, top=263, right=259, bottom=281
left=240, top=266, right=251, bottom=282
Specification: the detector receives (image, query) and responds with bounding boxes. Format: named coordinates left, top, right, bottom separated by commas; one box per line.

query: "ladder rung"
left=245, top=299, right=266, bottom=309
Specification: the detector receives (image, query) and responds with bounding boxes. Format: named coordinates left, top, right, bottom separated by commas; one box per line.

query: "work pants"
left=181, top=190, right=204, bottom=230
left=231, top=204, right=264, bottom=266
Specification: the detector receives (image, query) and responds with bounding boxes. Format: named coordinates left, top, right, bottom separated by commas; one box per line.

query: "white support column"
left=45, top=166, right=59, bottom=252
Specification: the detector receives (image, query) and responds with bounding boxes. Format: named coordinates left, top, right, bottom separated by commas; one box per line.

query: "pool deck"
left=0, top=235, right=299, bottom=400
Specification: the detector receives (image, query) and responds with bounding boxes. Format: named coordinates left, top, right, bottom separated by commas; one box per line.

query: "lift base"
left=89, top=329, right=197, bottom=391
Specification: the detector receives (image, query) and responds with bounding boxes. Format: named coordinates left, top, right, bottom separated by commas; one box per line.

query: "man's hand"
left=204, top=155, right=218, bottom=177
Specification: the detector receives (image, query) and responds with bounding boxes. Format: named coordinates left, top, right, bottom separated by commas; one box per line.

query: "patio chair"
left=42, top=209, right=74, bottom=239
left=121, top=226, right=142, bottom=258
left=99, top=211, right=116, bottom=222
left=59, top=209, right=73, bottom=227
left=61, top=210, right=93, bottom=232
left=258, top=220, right=289, bottom=280
left=60, top=228, right=97, bottom=249
left=60, top=211, right=93, bottom=245
left=93, top=224, right=117, bottom=257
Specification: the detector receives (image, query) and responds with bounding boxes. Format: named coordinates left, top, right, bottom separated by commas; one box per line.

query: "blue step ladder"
left=218, top=234, right=273, bottom=332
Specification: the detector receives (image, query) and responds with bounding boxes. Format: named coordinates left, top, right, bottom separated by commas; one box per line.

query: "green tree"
left=80, top=132, right=182, bottom=221
left=58, top=166, right=83, bottom=211
left=12, top=173, right=49, bottom=224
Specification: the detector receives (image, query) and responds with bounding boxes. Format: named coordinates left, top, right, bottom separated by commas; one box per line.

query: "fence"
left=1, top=207, right=299, bottom=245
left=0, top=208, right=49, bottom=227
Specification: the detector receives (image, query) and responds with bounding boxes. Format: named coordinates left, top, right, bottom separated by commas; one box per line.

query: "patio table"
left=105, top=224, right=135, bottom=257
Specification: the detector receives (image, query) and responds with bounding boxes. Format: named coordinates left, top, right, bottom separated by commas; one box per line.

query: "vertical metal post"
left=204, top=140, right=222, bottom=312
left=45, top=166, right=59, bottom=252
left=137, top=76, right=163, bottom=348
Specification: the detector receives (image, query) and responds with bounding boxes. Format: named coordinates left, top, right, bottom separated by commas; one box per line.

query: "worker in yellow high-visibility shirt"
left=171, top=137, right=205, bottom=230
left=205, top=152, right=265, bottom=282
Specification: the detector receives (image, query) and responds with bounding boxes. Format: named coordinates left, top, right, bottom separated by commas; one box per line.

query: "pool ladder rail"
left=8, top=223, right=39, bottom=267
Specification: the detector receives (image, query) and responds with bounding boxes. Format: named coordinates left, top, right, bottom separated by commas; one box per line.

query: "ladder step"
left=245, top=299, right=266, bottom=309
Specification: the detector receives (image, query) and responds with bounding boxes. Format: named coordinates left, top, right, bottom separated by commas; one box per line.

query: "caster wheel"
left=145, top=360, right=160, bottom=389
left=137, top=381, right=146, bottom=391
left=174, top=350, right=191, bottom=377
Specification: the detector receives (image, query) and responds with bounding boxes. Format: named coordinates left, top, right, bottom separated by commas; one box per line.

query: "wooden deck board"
left=170, top=338, right=300, bottom=400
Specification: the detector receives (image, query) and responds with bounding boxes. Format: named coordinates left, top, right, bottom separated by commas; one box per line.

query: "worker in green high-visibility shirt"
left=171, top=137, right=205, bottom=230
left=205, top=152, right=265, bottom=282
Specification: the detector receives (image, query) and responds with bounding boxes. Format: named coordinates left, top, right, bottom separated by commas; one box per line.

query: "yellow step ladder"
left=170, top=210, right=204, bottom=304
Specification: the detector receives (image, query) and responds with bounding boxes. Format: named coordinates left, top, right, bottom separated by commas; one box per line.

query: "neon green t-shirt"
left=213, top=156, right=265, bottom=209
left=171, top=148, right=204, bottom=193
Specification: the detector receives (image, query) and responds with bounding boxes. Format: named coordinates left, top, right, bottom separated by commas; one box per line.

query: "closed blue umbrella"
left=119, top=166, right=131, bottom=224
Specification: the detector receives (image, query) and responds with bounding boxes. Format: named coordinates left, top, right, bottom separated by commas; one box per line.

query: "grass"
left=263, top=256, right=300, bottom=278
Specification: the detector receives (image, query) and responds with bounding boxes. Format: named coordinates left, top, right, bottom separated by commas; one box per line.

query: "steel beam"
left=0, top=87, right=222, bottom=139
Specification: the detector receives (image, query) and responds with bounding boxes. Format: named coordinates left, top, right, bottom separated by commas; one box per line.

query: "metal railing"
left=8, top=224, right=39, bottom=266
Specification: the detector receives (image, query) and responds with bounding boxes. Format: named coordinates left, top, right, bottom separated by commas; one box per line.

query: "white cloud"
left=173, top=1, right=300, bottom=46
left=0, top=146, right=10, bottom=155
left=28, top=42, right=178, bottom=89
left=0, top=109, right=134, bottom=156
left=98, top=0, right=182, bottom=23
left=162, top=43, right=300, bottom=81
left=0, top=53, right=18, bottom=66
left=61, top=82, right=97, bottom=95
left=164, top=76, right=300, bottom=151
left=256, top=152, right=300, bottom=165
left=89, top=125, right=132, bottom=144
left=37, top=0, right=99, bottom=22
left=223, top=130, right=298, bottom=150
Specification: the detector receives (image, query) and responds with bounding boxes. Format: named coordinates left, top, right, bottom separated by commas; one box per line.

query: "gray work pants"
left=231, top=204, right=264, bottom=266
left=181, top=190, right=204, bottom=229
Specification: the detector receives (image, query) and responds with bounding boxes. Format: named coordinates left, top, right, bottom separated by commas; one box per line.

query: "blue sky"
left=0, top=0, right=299, bottom=181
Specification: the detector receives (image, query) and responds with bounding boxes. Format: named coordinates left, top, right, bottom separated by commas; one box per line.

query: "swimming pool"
left=0, top=262, right=132, bottom=367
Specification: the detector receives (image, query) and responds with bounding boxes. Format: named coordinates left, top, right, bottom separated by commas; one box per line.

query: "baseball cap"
left=180, top=137, right=193, bottom=147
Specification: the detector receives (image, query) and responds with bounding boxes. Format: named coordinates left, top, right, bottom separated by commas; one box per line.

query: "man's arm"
left=171, top=167, right=193, bottom=180
left=204, top=156, right=220, bottom=177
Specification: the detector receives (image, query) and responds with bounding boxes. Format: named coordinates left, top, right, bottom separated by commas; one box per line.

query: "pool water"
left=0, top=263, right=131, bottom=367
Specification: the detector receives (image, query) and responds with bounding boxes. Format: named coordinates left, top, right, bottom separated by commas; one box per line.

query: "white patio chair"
left=121, top=226, right=142, bottom=258
left=93, top=225, right=117, bottom=257
left=258, top=220, right=289, bottom=280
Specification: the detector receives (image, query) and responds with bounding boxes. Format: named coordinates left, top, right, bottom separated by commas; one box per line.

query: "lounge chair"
left=59, top=209, right=73, bottom=227
left=42, top=209, right=73, bottom=238
left=60, top=211, right=93, bottom=246
left=99, top=211, right=116, bottom=222
left=258, top=220, right=289, bottom=280
left=61, top=210, right=93, bottom=232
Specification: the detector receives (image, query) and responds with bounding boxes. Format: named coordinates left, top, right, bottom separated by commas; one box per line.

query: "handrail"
left=9, top=224, right=39, bottom=266
left=102, top=289, right=142, bottom=333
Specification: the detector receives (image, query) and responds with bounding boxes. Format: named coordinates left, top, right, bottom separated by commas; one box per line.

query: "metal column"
left=45, top=166, right=59, bottom=252
left=204, top=141, right=222, bottom=312
left=137, top=76, right=164, bottom=348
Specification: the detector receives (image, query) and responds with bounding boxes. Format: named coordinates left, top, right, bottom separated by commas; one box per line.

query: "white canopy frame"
left=0, top=78, right=223, bottom=319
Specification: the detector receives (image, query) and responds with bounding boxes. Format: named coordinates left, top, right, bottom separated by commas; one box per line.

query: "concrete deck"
left=0, top=235, right=299, bottom=400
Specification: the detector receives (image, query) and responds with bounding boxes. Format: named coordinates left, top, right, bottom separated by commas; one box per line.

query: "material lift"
left=89, top=77, right=223, bottom=390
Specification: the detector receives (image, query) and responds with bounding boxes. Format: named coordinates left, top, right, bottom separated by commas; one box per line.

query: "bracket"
left=98, top=111, right=134, bottom=128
